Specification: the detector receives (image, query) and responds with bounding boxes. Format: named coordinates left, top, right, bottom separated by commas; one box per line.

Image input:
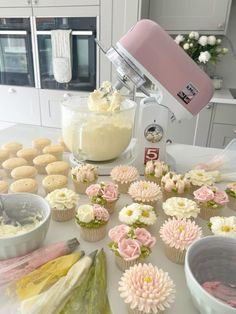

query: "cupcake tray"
left=0, top=124, right=232, bottom=314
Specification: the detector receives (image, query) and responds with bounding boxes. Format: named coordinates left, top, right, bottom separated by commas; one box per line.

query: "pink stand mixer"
left=69, top=19, right=213, bottom=174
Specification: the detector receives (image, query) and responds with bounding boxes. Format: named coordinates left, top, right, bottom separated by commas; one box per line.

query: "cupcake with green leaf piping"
left=225, top=182, right=236, bottom=211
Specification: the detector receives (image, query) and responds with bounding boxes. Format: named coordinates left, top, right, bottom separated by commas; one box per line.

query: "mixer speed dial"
left=144, top=124, right=163, bottom=143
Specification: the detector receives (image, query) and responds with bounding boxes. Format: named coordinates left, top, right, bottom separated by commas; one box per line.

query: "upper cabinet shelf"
left=149, top=0, right=232, bottom=34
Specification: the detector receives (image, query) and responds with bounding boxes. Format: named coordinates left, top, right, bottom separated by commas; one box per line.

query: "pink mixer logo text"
left=177, top=83, right=198, bottom=104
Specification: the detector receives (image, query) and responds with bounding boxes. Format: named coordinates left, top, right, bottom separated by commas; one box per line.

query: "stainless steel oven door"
left=0, top=18, right=34, bottom=87
left=36, top=17, right=96, bottom=91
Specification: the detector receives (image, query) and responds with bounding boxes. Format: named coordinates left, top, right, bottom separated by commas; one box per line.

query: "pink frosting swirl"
left=93, top=204, right=109, bottom=221
left=134, top=228, right=156, bottom=248
left=161, top=172, right=190, bottom=194
left=213, top=191, right=229, bottom=205
left=108, top=224, right=131, bottom=242
left=119, top=263, right=176, bottom=313
left=102, top=183, right=119, bottom=202
left=117, top=238, right=141, bottom=261
left=160, top=217, right=202, bottom=251
left=193, top=186, right=215, bottom=202
left=71, top=164, right=98, bottom=183
left=85, top=184, right=101, bottom=197
left=111, top=165, right=139, bottom=184
left=128, top=180, right=162, bottom=202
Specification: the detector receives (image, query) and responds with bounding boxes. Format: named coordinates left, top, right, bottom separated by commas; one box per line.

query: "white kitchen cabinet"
left=0, top=86, right=41, bottom=125
left=209, top=123, right=236, bottom=148
left=149, top=0, right=232, bottom=34
left=31, top=0, right=99, bottom=6
left=0, top=0, right=31, bottom=7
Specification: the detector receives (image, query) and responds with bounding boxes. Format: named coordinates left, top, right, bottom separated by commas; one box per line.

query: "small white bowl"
left=0, top=193, right=51, bottom=259
left=185, top=236, right=236, bottom=314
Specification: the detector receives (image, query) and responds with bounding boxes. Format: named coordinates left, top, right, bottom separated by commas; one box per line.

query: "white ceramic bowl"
left=185, top=236, right=236, bottom=314
left=0, top=193, right=51, bottom=259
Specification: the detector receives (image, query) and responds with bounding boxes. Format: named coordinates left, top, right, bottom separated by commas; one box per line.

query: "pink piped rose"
left=193, top=186, right=214, bottom=202
left=102, top=183, right=119, bottom=202
left=93, top=204, right=109, bottom=221
left=117, top=238, right=141, bottom=261
left=86, top=184, right=101, bottom=197
left=134, top=228, right=156, bottom=248
left=108, top=224, right=130, bottom=242
left=213, top=191, right=229, bottom=205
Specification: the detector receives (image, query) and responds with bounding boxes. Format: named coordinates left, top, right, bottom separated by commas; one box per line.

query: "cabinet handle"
left=166, top=139, right=172, bottom=144
left=27, top=0, right=31, bottom=4
left=34, top=0, right=38, bottom=4
left=206, top=104, right=212, bottom=109
left=63, top=93, right=71, bottom=99
left=217, top=22, right=224, bottom=29
left=234, top=130, right=236, bottom=134
left=8, top=88, right=16, bottom=94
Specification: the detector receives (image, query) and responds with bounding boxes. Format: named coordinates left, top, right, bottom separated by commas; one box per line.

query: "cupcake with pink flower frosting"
left=108, top=224, right=156, bottom=271
left=111, top=165, right=139, bottom=193
left=144, top=160, right=169, bottom=185
left=128, top=180, right=162, bottom=209
left=225, top=182, right=236, bottom=211
left=193, top=186, right=229, bottom=220
left=119, top=263, right=176, bottom=314
left=160, top=217, right=202, bottom=264
left=71, top=163, right=98, bottom=194
left=75, top=204, right=109, bottom=241
left=161, top=171, right=190, bottom=200
left=86, top=181, right=119, bottom=214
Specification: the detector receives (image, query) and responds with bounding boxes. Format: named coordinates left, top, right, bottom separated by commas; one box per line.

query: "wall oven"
left=0, top=18, right=34, bottom=87
left=36, top=17, right=96, bottom=91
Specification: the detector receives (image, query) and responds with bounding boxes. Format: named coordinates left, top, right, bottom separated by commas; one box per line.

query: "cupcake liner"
left=44, top=183, right=68, bottom=195
left=115, top=181, right=131, bottom=194
left=79, top=225, right=106, bottom=242
left=47, top=169, right=69, bottom=176
left=73, top=179, right=97, bottom=194
left=164, top=244, right=186, bottom=264
left=198, top=205, right=222, bottom=220
left=132, top=198, right=162, bottom=212
left=104, top=201, right=117, bottom=214
left=144, top=174, right=161, bottom=186
left=35, top=164, right=47, bottom=175
left=228, top=197, right=236, bottom=211
left=128, top=307, right=156, bottom=314
left=51, top=153, right=63, bottom=160
left=162, top=191, right=187, bottom=201
left=115, top=255, right=141, bottom=271
left=51, top=206, right=75, bottom=222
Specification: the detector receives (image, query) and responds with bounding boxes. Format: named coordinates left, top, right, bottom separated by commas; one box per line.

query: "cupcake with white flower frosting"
left=163, top=197, right=200, bottom=219
left=119, top=203, right=157, bottom=228
left=160, top=217, right=202, bottom=264
left=46, top=188, right=79, bottom=222
left=128, top=181, right=163, bottom=209
left=111, top=165, right=139, bottom=193
left=71, top=163, right=98, bottom=194
left=209, top=216, right=236, bottom=238
left=225, top=182, right=236, bottom=211
left=184, top=169, right=216, bottom=193
left=75, top=204, right=109, bottom=242
left=144, top=160, right=169, bottom=185
left=161, top=171, right=190, bottom=200
left=119, top=263, right=176, bottom=314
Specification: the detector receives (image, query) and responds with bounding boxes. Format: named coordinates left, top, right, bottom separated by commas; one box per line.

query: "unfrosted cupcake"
left=209, top=216, right=236, bottom=238
left=42, top=144, right=64, bottom=160
left=119, top=263, right=175, bottom=314
left=184, top=169, right=216, bottom=193
left=1, top=142, right=22, bottom=157
left=33, top=154, right=57, bottom=174
left=111, top=165, right=139, bottom=193
left=128, top=181, right=162, bottom=209
left=11, top=165, right=37, bottom=179
left=42, top=174, right=68, bottom=194
left=71, top=164, right=98, bottom=194
left=46, top=161, right=70, bottom=176
left=46, top=188, right=79, bottom=222
left=225, top=182, right=236, bottom=211
left=2, top=157, right=28, bottom=176
left=86, top=182, right=119, bottom=214
left=10, top=178, right=38, bottom=194
left=160, top=217, right=202, bottom=264
left=0, top=180, right=8, bottom=193
left=32, top=138, right=51, bottom=153
left=144, top=160, right=169, bottom=185
left=75, top=204, right=109, bottom=241
left=163, top=197, right=200, bottom=219
left=0, top=149, right=9, bottom=165
left=16, top=148, right=38, bottom=165
left=161, top=172, right=190, bottom=200
left=193, top=186, right=228, bottom=220
left=119, top=203, right=157, bottom=228
left=108, top=225, right=156, bottom=271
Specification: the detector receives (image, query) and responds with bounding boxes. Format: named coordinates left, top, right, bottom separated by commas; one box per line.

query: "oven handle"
left=0, top=30, right=27, bottom=35
left=36, top=30, right=93, bottom=36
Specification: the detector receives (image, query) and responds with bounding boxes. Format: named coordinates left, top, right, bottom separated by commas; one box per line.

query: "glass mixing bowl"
left=61, top=96, right=136, bottom=162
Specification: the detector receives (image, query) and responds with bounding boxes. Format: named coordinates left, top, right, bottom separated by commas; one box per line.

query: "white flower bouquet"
left=174, top=31, right=228, bottom=65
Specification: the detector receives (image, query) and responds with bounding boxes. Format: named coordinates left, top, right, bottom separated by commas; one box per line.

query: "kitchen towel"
left=51, top=30, right=72, bottom=83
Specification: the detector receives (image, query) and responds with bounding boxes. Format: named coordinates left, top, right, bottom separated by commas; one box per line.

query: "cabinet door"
left=31, top=0, right=98, bottom=6
left=166, top=116, right=197, bottom=145
left=0, top=86, right=41, bottom=125
left=0, top=0, right=31, bottom=7
left=39, top=89, right=87, bottom=128
left=149, top=0, right=232, bottom=34
left=210, top=123, right=236, bottom=148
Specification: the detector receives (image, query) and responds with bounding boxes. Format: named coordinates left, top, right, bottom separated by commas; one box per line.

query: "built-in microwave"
left=36, top=17, right=97, bottom=91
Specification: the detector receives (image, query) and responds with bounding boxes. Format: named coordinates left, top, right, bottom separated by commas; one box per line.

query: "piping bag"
left=0, top=238, right=79, bottom=285
left=195, top=139, right=236, bottom=182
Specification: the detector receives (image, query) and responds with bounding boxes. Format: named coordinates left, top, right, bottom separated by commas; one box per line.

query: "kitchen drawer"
left=32, top=0, right=99, bottom=6
left=214, top=103, right=236, bottom=125
left=209, top=123, right=236, bottom=148
left=0, top=86, right=41, bottom=125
